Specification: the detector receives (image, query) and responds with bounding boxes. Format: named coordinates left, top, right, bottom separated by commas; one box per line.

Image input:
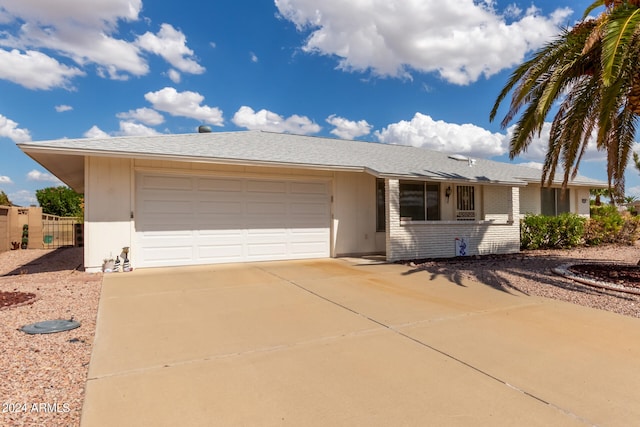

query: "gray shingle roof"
left=18, top=130, right=606, bottom=187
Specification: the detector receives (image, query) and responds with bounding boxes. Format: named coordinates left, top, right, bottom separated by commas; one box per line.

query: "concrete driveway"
left=81, top=258, right=640, bottom=426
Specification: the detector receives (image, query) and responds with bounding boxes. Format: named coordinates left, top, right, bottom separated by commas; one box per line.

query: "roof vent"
left=198, top=125, right=212, bottom=133
left=448, top=154, right=476, bottom=166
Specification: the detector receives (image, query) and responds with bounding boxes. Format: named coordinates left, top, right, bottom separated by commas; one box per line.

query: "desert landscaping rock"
left=0, top=248, right=101, bottom=427
left=410, top=244, right=640, bottom=319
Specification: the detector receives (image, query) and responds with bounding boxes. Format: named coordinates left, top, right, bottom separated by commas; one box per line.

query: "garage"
left=135, top=173, right=331, bottom=268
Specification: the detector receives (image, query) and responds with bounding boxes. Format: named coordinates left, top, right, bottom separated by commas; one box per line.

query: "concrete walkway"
left=81, top=258, right=640, bottom=426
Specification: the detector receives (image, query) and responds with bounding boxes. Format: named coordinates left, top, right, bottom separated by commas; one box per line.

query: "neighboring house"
left=18, top=130, right=606, bottom=272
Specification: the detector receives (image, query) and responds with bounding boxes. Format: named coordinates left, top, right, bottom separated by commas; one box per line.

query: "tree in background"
left=35, top=186, right=83, bottom=218
left=0, top=190, right=11, bottom=206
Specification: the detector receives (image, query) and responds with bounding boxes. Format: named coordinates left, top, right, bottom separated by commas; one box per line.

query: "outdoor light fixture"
left=445, top=186, right=452, bottom=202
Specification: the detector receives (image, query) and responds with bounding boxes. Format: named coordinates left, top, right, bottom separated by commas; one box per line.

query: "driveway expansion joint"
left=257, top=265, right=597, bottom=426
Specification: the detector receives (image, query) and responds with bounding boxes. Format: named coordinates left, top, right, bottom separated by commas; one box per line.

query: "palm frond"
left=602, top=7, right=640, bottom=85
left=583, top=0, right=606, bottom=20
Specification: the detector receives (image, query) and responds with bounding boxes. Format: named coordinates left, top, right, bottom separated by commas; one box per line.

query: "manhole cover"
left=20, top=319, right=81, bottom=335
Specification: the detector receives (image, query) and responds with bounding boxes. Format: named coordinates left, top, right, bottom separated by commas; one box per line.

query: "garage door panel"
left=198, top=201, right=243, bottom=215
left=198, top=178, right=243, bottom=192
left=289, top=241, right=328, bottom=256
left=140, top=230, right=193, bottom=243
left=197, top=244, right=245, bottom=261
left=136, top=174, right=330, bottom=267
left=290, top=182, right=327, bottom=194
left=289, top=201, right=329, bottom=215
left=196, top=219, right=247, bottom=230
left=246, top=201, right=287, bottom=215
left=247, top=243, right=288, bottom=258
left=197, top=228, right=244, bottom=237
left=141, top=247, right=194, bottom=265
left=141, top=175, right=193, bottom=190
left=246, top=226, right=287, bottom=234
left=197, top=230, right=245, bottom=250
left=247, top=180, right=287, bottom=193
left=142, top=200, right=194, bottom=215
left=138, top=218, right=193, bottom=232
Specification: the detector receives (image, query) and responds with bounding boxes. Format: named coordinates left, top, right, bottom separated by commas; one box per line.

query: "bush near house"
left=584, top=205, right=640, bottom=246
left=521, top=208, right=640, bottom=250
left=521, top=213, right=586, bottom=250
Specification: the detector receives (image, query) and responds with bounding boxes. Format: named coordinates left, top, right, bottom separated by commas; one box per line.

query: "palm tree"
left=490, top=0, right=640, bottom=204
left=590, top=188, right=612, bottom=205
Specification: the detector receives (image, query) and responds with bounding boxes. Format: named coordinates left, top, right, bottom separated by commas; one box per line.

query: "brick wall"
left=386, top=179, right=520, bottom=261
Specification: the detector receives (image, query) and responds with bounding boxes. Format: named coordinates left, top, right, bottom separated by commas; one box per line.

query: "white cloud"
left=275, top=0, right=571, bottom=84
left=27, top=169, right=62, bottom=184
left=0, top=114, right=31, bottom=142
left=116, top=121, right=160, bottom=136
left=145, top=87, right=224, bottom=126
left=250, top=52, right=259, bottom=63
left=136, top=23, right=205, bottom=74
left=326, top=114, right=372, bottom=139
left=167, top=69, right=181, bottom=83
left=375, top=113, right=506, bottom=158
left=232, top=106, right=321, bottom=135
left=84, top=125, right=110, bottom=138
left=9, top=190, right=37, bottom=206
left=0, top=176, right=13, bottom=184
left=55, top=104, right=73, bottom=112
left=0, top=49, right=84, bottom=90
left=0, top=1, right=203, bottom=88
left=0, top=0, right=148, bottom=83
left=116, top=107, right=164, bottom=126
left=0, top=0, right=141, bottom=27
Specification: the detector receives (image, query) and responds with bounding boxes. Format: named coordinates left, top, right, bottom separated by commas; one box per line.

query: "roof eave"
left=18, top=144, right=368, bottom=175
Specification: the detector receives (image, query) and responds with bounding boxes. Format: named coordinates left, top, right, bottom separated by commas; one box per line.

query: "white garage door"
left=135, top=173, right=331, bottom=268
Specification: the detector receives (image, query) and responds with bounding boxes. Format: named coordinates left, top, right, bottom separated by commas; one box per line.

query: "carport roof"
left=18, top=130, right=606, bottom=192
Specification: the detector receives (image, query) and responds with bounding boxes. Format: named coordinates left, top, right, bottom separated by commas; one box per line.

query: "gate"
left=42, top=214, right=83, bottom=249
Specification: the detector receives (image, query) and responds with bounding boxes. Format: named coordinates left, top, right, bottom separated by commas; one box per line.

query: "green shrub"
left=585, top=207, right=640, bottom=245
left=520, top=213, right=586, bottom=250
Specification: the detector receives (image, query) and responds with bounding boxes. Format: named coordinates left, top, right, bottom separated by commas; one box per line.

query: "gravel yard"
left=1, top=244, right=640, bottom=426
left=0, top=248, right=101, bottom=427
left=410, top=244, right=640, bottom=319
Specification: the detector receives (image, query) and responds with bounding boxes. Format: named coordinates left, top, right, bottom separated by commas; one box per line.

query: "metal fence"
left=42, top=214, right=82, bottom=249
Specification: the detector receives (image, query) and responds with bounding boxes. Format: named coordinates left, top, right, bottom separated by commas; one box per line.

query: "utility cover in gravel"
left=20, top=319, right=81, bottom=334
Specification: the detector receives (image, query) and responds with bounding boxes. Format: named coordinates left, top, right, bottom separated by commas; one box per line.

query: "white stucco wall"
left=84, top=156, right=134, bottom=272
left=575, top=188, right=591, bottom=217
left=332, top=172, right=381, bottom=256
left=386, top=179, right=521, bottom=261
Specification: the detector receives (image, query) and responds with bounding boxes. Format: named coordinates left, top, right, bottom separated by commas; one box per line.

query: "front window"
left=400, top=182, right=440, bottom=221
left=541, top=188, right=570, bottom=216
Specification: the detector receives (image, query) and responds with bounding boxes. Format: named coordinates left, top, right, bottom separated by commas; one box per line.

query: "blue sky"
left=0, top=0, right=635, bottom=206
